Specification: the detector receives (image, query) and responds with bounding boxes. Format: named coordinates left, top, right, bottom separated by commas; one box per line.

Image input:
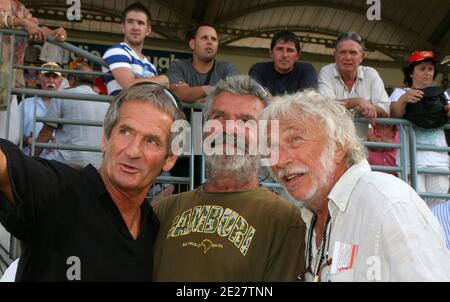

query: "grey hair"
left=261, top=90, right=365, bottom=168
left=203, top=75, right=272, bottom=120
left=103, top=84, right=186, bottom=153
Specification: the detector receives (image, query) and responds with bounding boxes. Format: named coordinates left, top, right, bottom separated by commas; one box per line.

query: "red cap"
left=409, top=51, right=435, bottom=64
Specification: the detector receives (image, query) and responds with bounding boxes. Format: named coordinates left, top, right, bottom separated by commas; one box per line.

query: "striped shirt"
left=102, top=42, right=157, bottom=96
left=432, top=201, right=450, bottom=249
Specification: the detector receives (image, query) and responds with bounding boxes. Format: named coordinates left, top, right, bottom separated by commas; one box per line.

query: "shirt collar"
left=300, top=160, right=371, bottom=224
left=82, top=164, right=108, bottom=198
left=333, top=63, right=364, bottom=81
left=328, top=160, right=371, bottom=213
left=81, top=164, right=152, bottom=216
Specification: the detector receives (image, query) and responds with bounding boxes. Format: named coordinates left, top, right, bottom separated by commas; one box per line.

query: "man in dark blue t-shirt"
left=249, top=31, right=317, bottom=96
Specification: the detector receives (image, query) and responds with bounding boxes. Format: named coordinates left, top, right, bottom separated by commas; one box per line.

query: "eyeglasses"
left=129, top=82, right=183, bottom=110
left=336, top=32, right=362, bottom=44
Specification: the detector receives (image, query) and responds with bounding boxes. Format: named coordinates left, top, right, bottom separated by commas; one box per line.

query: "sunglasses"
left=336, top=32, right=362, bottom=44
left=129, top=82, right=183, bottom=110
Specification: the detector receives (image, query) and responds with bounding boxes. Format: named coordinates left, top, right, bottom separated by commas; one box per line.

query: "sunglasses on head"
left=129, top=82, right=183, bottom=110
left=336, top=32, right=362, bottom=44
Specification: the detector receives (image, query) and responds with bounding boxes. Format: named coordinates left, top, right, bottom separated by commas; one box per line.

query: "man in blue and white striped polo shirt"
left=102, top=2, right=169, bottom=96
left=432, top=201, right=450, bottom=249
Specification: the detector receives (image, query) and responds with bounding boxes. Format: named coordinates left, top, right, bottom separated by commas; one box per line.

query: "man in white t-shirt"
left=102, top=2, right=168, bottom=96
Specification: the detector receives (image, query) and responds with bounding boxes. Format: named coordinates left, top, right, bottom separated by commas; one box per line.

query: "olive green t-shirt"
left=152, top=186, right=306, bottom=282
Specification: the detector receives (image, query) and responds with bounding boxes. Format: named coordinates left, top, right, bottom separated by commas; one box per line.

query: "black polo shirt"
left=0, top=139, right=159, bottom=281
left=249, top=61, right=318, bottom=96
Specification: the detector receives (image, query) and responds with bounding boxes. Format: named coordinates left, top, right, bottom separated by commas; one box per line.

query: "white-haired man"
left=264, top=90, right=450, bottom=282
left=152, top=76, right=306, bottom=281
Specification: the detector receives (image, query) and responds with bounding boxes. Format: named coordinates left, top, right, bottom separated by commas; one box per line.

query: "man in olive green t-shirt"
left=152, top=76, right=306, bottom=282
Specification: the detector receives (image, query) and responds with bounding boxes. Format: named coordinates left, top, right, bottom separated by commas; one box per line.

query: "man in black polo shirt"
left=249, top=31, right=317, bottom=96
left=0, top=84, right=185, bottom=281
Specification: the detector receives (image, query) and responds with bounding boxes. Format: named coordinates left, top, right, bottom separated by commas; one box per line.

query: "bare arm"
left=34, top=124, right=55, bottom=156
left=339, top=97, right=388, bottom=120
left=170, top=82, right=212, bottom=103
left=111, top=67, right=169, bottom=89
left=0, top=148, right=14, bottom=205
left=390, top=89, right=423, bottom=118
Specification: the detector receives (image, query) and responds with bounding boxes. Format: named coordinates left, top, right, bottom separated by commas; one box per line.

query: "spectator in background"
left=0, top=0, right=66, bottom=144
left=168, top=23, right=240, bottom=188
left=168, top=23, right=239, bottom=103
left=94, top=76, right=108, bottom=95
left=249, top=30, right=317, bottom=96
left=432, top=200, right=450, bottom=249
left=23, top=64, right=39, bottom=89
left=19, top=62, right=63, bottom=158
left=318, top=31, right=390, bottom=140
left=102, top=2, right=168, bottom=96
left=367, top=122, right=399, bottom=177
left=34, top=64, right=109, bottom=169
left=68, top=53, right=87, bottom=70
left=441, top=78, right=448, bottom=90
left=390, top=51, right=450, bottom=208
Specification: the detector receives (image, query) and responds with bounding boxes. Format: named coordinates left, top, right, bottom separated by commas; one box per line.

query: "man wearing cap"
left=19, top=61, right=63, bottom=158
left=249, top=30, right=317, bottom=96
left=33, top=64, right=109, bottom=169
left=318, top=31, right=390, bottom=140
left=102, top=2, right=168, bottom=96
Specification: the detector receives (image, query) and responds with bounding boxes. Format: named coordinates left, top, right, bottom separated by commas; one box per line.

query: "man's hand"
left=355, top=98, right=377, bottom=121
left=49, top=27, right=67, bottom=42
left=23, top=19, right=46, bottom=41
left=171, top=81, right=190, bottom=89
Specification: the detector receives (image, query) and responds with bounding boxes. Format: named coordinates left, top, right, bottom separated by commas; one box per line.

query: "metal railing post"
left=189, top=108, right=195, bottom=190
left=408, top=124, right=418, bottom=190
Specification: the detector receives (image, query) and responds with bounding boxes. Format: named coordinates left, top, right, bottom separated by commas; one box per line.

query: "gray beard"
left=205, top=154, right=259, bottom=183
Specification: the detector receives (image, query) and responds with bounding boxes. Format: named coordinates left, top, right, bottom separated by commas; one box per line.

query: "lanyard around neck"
left=306, top=214, right=332, bottom=279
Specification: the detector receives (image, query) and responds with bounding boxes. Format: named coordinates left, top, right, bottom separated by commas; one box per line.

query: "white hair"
left=261, top=90, right=365, bottom=168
